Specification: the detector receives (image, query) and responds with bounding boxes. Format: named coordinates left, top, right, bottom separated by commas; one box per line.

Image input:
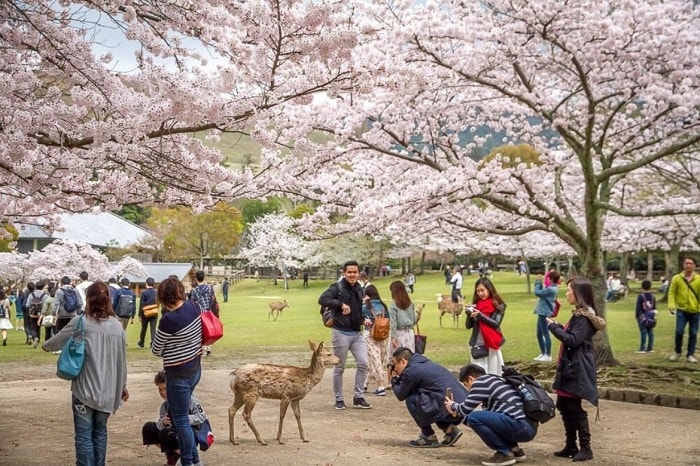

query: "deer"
left=436, top=293, right=464, bottom=328
left=228, top=340, right=340, bottom=446
left=268, top=300, right=290, bottom=321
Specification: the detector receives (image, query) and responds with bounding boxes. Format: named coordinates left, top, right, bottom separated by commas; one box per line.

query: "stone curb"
left=540, top=382, right=700, bottom=410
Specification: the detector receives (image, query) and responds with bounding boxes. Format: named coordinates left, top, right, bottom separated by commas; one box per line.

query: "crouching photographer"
left=390, top=347, right=468, bottom=448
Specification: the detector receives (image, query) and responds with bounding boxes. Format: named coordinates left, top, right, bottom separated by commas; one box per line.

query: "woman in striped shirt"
left=152, top=277, right=203, bottom=466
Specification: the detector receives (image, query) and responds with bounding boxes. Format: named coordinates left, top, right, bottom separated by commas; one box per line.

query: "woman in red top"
left=465, top=278, right=507, bottom=376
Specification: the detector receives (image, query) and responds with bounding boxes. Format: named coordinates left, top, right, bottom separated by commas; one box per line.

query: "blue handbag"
left=56, top=316, right=86, bottom=380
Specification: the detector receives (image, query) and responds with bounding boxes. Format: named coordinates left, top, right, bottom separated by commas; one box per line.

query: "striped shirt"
left=152, top=300, right=202, bottom=373
left=452, top=374, right=526, bottom=420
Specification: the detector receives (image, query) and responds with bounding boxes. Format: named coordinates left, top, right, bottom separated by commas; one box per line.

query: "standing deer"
left=228, top=340, right=340, bottom=445
left=436, top=294, right=464, bottom=328
left=268, top=300, right=289, bottom=321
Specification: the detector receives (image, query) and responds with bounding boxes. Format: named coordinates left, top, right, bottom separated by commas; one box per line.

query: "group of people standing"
left=320, top=260, right=607, bottom=466
left=33, top=272, right=218, bottom=466
left=318, top=261, right=420, bottom=409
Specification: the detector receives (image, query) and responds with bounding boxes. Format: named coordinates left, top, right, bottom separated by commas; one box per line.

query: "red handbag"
left=201, top=310, right=224, bottom=346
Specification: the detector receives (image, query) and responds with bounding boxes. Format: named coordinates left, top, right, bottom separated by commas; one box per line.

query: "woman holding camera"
left=465, top=278, right=507, bottom=376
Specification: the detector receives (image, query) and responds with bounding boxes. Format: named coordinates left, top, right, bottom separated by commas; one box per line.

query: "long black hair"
left=568, top=277, right=598, bottom=315
left=471, top=277, right=505, bottom=306
left=364, top=284, right=388, bottom=311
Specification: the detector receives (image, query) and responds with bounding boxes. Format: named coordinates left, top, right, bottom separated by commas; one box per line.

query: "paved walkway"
left=1, top=369, right=698, bottom=465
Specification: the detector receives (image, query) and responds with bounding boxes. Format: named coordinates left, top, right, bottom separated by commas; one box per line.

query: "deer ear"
left=308, top=339, right=316, bottom=350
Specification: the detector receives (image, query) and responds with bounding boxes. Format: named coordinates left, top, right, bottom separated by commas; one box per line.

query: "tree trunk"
left=620, top=252, right=629, bottom=286
left=420, top=250, right=426, bottom=274
left=667, top=244, right=681, bottom=278
left=647, top=252, right=654, bottom=281
left=581, top=249, right=617, bottom=366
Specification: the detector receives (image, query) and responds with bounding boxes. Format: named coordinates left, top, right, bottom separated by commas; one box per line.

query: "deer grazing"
left=436, top=294, right=464, bottom=328
left=268, top=300, right=290, bottom=321
left=228, top=340, right=340, bottom=445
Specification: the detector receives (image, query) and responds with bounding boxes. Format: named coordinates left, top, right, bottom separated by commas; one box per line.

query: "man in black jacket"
left=318, top=260, right=371, bottom=410
left=391, top=347, right=468, bottom=448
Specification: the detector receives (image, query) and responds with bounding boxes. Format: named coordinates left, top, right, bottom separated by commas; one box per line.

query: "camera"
left=387, top=363, right=395, bottom=371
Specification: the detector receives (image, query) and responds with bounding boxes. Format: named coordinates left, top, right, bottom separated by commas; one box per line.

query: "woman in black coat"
left=547, top=277, right=606, bottom=462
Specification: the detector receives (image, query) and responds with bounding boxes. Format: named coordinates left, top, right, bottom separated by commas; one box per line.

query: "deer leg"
left=229, top=394, right=245, bottom=445
left=268, top=309, right=273, bottom=321
left=276, top=398, right=291, bottom=444
left=439, top=311, right=444, bottom=328
left=241, top=395, right=267, bottom=445
left=273, top=310, right=279, bottom=321
left=291, top=399, right=307, bottom=442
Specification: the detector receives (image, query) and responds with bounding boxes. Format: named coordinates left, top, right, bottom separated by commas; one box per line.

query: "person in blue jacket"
left=533, top=271, right=560, bottom=362
left=390, top=347, right=467, bottom=448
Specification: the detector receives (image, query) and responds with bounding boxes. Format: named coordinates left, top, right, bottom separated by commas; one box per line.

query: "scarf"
left=475, top=298, right=503, bottom=349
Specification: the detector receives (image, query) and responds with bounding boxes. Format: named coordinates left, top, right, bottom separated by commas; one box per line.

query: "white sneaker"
left=540, top=355, right=552, bottom=362
left=688, top=355, right=698, bottom=363
left=533, top=354, right=544, bottom=361
left=669, top=353, right=681, bottom=361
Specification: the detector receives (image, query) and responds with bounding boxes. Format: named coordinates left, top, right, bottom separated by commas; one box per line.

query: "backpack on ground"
left=28, top=291, right=46, bottom=317
left=61, top=287, right=80, bottom=313
left=501, top=365, right=556, bottom=424
left=115, top=292, right=134, bottom=318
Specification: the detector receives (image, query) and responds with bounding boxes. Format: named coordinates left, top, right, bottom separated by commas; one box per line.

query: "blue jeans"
left=331, top=329, right=368, bottom=401
left=675, top=311, right=699, bottom=356
left=72, top=395, right=110, bottom=466
left=637, top=319, right=654, bottom=351
left=536, top=315, right=551, bottom=355
left=166, top=368, right=202, bottom=466
left=466, top=410, right=536, bottom=455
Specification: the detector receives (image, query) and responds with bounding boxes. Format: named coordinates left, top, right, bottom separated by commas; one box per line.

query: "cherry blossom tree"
left=25, top=239, right=111, bottom=281
left=238, top=213, right=318, bottom=288
left=272, top=0, right=700, bottom=364
left=111, top=255, right=147, bottom=281
left=1, top=0, right=357, bottom=223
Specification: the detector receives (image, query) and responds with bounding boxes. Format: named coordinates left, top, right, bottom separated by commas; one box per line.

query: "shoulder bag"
left=201, top=310, right=224, bottom=346
left=369, top=305, right=390, bottom=341
left=142, top=304, right=159, bottom=319
left=414, top=322, right=427, bottom=354
left=56, top=316, right=86, bottom=380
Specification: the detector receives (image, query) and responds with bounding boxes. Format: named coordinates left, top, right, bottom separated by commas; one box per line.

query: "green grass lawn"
left=2, top=271, right=678, bottom=370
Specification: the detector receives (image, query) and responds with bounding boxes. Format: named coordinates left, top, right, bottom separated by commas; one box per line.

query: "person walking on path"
left=138, top=277, right=158, bottom=349
left=43, top=281, right=129, bottom=466
left=547, top=277, right=606, bottom=462
left=667, top=256, right=700, bottom=363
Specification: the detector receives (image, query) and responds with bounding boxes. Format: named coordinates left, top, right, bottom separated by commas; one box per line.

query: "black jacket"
left=549, top=307, right=606, bottom=406
left=465, top=302, right=506, bottom=348
left=318, top=279, right=364, bottom=332
left=392, top=353, right=468, bottom=425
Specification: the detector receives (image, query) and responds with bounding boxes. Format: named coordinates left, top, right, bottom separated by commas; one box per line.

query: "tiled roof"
left=119, top=262, right=195, bottom=284
left=18, top=212, right=155, bottom=248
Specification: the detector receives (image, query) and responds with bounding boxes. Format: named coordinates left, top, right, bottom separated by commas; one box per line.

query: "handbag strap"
left=415, top=322, right=421, bottom=336
left=682, top=276, right=700, bottom=303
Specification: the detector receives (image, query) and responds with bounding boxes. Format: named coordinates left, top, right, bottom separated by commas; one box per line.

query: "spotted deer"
left=228, top=340, right=340, bottom=445
left=436, top=293, right=464, bottom=328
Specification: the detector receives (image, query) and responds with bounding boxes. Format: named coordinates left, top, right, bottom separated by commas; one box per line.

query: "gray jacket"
left=43, top=315, right=127, bottom=414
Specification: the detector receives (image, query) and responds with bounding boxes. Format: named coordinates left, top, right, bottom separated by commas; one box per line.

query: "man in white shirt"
left=75, top=271, right=93, bottom=313
left=451, top=267, right=463, bottom=303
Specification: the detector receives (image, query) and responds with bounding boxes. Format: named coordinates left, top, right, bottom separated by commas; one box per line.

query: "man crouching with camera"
left=390, top=347, right=467, bottom=448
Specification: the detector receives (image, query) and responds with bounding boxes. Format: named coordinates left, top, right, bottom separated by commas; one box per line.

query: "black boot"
left=554, top=411, right=579, bottom=457
left=572, top=414, right=593, bottom=462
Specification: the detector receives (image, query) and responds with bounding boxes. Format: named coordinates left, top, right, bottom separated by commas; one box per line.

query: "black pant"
left=29, top=317, right=40, bottom=340
left=139, top=316, right=157, bottom=347
left=142, top=422, right=180, bottom=454
left=55, top=317, right=72, bottom=333
left=43, top=324, right=54, bottom=341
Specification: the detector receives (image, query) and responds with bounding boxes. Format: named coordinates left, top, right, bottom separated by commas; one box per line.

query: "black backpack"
left=115, top=291, right=134, bottom=318
left=28, top=291, right=46, bottom=317
left=61, top=287, right=80, bottom=313
left=501, top=365, right=556, bottom=424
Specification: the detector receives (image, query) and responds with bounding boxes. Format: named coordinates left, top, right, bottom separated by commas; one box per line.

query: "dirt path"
left=1, top=367, right=699, bottom=466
